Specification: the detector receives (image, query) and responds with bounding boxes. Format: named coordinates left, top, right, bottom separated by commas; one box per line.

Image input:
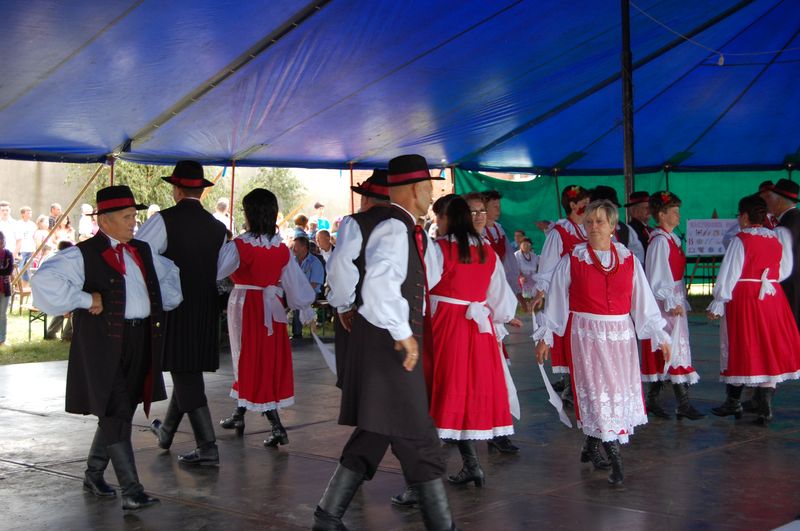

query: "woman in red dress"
left=708, top=194, right=800, bottom=424
left=217, top=188, right=316, bottom=446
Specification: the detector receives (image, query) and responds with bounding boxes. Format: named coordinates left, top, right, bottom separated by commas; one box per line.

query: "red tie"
left=114, top=243, right=147, bottom=279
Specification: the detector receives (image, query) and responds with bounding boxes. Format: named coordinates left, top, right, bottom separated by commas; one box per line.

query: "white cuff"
left=532, top=325, right=554, bottom=347
left=78, top=292, right=94, bottom=309
left=389, top=322, right=413, bottom=342
left=707, top=300, right=726, bottom=317
left=299, top=307, right=316, bottom=324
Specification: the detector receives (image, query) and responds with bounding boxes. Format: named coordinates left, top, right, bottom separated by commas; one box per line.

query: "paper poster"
left=685, top=219, right=737, bottom=256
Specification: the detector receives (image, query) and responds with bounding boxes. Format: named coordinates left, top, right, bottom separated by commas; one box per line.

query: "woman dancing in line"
left=535, top=200, right=670, bottom=486
left=640, top=191, right=704, bottom=420
left=708, top=194, right=800, bottom=424
left=217, top=188, right=316, bottom=447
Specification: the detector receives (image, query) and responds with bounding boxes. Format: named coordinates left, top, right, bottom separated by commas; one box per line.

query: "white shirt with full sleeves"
left=484, top=222, right=521, bottom=294
left=514, top=250, right=538, bottom=297
left=31, top=237, right=183, bottom=318
left=533, top=218, right=586, bottom=294
left=326, top=215, right=362, bottom=312
left=137, top=206, right=226, bottom=256
left=358, top=204, right=443, bottom=341
left=708, top=227, right=793, bottom=316
left=623, top=223, right=645, bottom=264
left=644, top=228, right=687, bottom=312
left=487, top=249, right=519, bottom=325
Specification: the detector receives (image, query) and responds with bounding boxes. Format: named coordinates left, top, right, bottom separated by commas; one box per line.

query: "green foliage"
left=246, top=167, right=306, bottom=214
left=0, top=313, right=70, bottom=365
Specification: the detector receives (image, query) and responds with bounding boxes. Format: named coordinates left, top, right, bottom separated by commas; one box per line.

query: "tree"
left=245, top=167, right=306, bottom=215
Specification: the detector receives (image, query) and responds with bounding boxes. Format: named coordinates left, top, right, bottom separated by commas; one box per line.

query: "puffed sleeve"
left=630, top=257, right=670, bottom=345
left=30, top=246, right=93, bottom=315
left=280, top=254, right=316, bottom=323
left=135, top=213, right=167, bottom=254
left=358, top=218, right=412, bottom=341
left=326, top=216, right=362, bottom=312
left=644, top=235, right=682, bottom=311
left=424, top=231, right=443, bottom=291
left=487, top=253, right=518, bottom=324
left=153, top=254, right=183, bottom=311
left=707, top=237, right=745, bottom=316
left=216, top=240, right=241, bottom=280
left=532, top=254, right=571, bottom=347
left=533, top=228, right=564, bottom=293
left=775, top=226, right=794, bottom=281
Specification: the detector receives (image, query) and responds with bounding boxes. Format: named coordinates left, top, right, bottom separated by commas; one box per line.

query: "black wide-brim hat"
left=161, top=160, right=214, bottom=188
left=771, top=178, right=799, bottom=202
left=386, top=154, right=445, bottom=187
left=92, top=185, right=147, bottom=215
left=351, top=169, right=390, bottom=200
left=624, top=191, right=650, bottom=207
left=591, top=185, right=621, bottom=207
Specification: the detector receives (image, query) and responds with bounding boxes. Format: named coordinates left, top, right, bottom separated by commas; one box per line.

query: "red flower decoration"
left=566, top=185, right=581, bottom=199
left=660, top=192, right=672, bottom=204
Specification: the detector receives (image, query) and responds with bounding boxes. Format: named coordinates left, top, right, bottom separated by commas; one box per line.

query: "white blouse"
left=644, top=228, right=686, bottom=312
left=484, top=222, right=521, bottom=295
left=326, top=215, right=361, bottom=312
left=534, top=218, right=586, bottom=294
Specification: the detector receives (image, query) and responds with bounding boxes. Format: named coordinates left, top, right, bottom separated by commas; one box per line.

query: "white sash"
left=430, top=294, right=492, bottom=334
left=233, top=284, right=286, bottom=336
left=738, top=268, right=777, bottom=300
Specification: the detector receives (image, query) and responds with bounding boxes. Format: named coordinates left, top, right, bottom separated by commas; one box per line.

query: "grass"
left=0, top=311, right=70, bottom=365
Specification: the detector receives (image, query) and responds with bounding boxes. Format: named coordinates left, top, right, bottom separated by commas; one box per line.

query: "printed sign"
left=685, top=219, right=738, bottom=256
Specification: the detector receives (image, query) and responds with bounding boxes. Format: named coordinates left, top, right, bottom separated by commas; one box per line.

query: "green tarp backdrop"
left=454, top=168, right=791, bottom=255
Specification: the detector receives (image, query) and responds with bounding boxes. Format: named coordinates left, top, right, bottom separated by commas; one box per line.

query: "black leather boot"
left=178, top=406, right=220, bottom=466
left=711, top=384, right=744, bottom=419
left=673, top=383, right=705, bottom=420
left=107, top=440, right=160, bottom=511
left=149, top=394, right=183, bottom=450
left=602, top=440, right=623, bottom=487
left=552, top=375, right=566, bottom=393
left=390, top=484, right=419, bottom=507
left=580, top=435, right=610, bottom=470
left=646, top=381, right=671, bottom=419
left=487, top=435, right=519, bottom=454
left=741, top=387, right=762, bottom=413
left=263, top=409, right=289, bottom=447
left=560, top=378, right=574, bottom=405
left=448, top=440, right=485, bottom=487
left=755, top=387, right=775, bottom=425
left=416, top=478, right=458, bottom=530
left=312, top=464, right=364, bottom=531
left=220, top=406, right=246, bottom=436
left=83, top=426, right=116, bottom=498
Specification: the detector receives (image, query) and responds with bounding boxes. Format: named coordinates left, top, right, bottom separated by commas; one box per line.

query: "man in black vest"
left=767, top=179, right=800, bottom=327
left=313, top=155, right=457, bottom=531
left=31, top=186, right=183, bottom=511
left=625, top=191, right=652, bottom=254
left=138, top=161, right=228, bottom=466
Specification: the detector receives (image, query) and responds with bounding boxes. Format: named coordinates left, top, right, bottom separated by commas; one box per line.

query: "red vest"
left=568, top=247, right=635, bottom=315
left=737, top=232, right=781, bottom=281
left=554, top=223, right=587, bottom=258
left=651, top=231, right=685, bottom=281
left=485, top=224, right=506, bottom=260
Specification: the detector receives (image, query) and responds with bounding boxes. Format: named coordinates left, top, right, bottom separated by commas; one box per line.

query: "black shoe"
left=448, top=441, right=485, bottom=487
left=673, top=383, right=706, bottom=420
left=645, top=381, right=671, bottom=419
left=180, top=406, right=220, bottom=466
left=552, top=376, right=566, bottom=393
left=263, top=409, right=289, bottom=447
left=487, top=435, right=519, bottom=454
left=178, top=444, right=220, bottom=466
left=220, top=406, right=246, bottom=436
left=312, top=465, right=364, bottom=531
left=122, top=491, right=160, bottom=511
left=711, top=384, right=744, bottom=419
left=580, top=436, right=610, bottom=470
left=560, top=379, right=574, bottom=405
left=83, top=473, right=117, bottom=498
left=602, top=440, right=624, bottom=487
left=390, top=485, right=419, bottom=507
left=149, top=395, right=182, bottom=450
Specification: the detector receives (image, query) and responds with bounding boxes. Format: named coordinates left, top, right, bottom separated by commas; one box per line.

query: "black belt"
left=124, top=317, right=150, bottom=327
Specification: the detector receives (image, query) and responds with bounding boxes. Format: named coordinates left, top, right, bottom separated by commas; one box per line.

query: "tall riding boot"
left=580, top=435, right=610, bottom=470
left=220, top=406, right=246, bottom=436
left=448, top=440, right=485, bottom=487
left=601, top=440, right=623, bottom=487
left=263, top=409, right=289, bottom=447
left=416, top=478, right=458, bottom=531
left=755, top=387, right=775, bottom=425
left=645, top=381, right=670, bottom=419
left=673, top=383, right=705, bottom=420
left=106, top=439, right=159, bottom=511
left=83, top=426, right=116, bottom=497
left=312, top=464, right=364, bottom=531
left=711, top=384, right=744, bottom=418
left=178, top=405, right=220, bottom=466
left=149, top=394, right=183, bottom=449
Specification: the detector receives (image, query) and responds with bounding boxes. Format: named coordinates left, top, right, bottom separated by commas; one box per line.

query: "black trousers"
left=98, top=320, right=150, bottom=444
left=340, top=428, right=445, bottom=484
left=170, top=370, right=207, bottom=412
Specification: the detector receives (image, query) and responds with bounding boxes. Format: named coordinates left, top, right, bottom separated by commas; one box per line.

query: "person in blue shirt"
left=291, top=236, right=324, bottom=338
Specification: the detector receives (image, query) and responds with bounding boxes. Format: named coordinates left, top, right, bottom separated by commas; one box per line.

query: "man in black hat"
left=592, top=186, right=645, bottom=263
left=313, top=156, right=457, bottom=531
left=766, top=178, right=800, bottom=328
left=625, top=191, right=652, bottom=254
left=31, top=185, right=182, bottom=511
left=138, top=160, right=228, bottom=466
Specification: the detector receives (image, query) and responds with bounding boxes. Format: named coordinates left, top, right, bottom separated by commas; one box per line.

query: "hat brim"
left=385, top=175, right=446, bottom=187
left=350, top=185, right=389, bottom=200
left=161, top=176, right=215, bottom=188
left=772, top=188, right=799, bottom=202
left=92, top=203, right=148, bottom=216
left=623, top=199, right=649, bottom=207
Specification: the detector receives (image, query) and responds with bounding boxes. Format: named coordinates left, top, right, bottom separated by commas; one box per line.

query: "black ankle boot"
left=602, top=440, right=623, bottom=487
left=179, top=406, right=220, bottom=466
left=390, top=484, right=419, bottom=507
left=220, top=406, right=246, bottom=435
left=673, top=383, right=705, bottom=420
left=106, top=439, right=159, bottom=511
left=741, top=387, right=762, bottom=413
left=83, top=427, right=116, bottom=498
left=416, top=478, right=457, bottom=530
left=646, top=381, right=671, bottom=419
left=552, top=375, right=566, bottom=393
left=312, top=465, right=364, bottom=531
left=711, top=384, right=744, bottom=419
left=560, top=378, right=574, bottom=405
left=448, top=440, right=485, bottom=487
left=263, top=409, right=289, bottom=447
left=487, top=435, right=519, bottom=454
left=755, top=387, right=775, bottom=425
left=149, top=395, right=183, bottom=450
left=580, top=435, right=610, bottom=470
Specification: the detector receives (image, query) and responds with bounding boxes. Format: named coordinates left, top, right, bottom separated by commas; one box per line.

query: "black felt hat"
left=386, top=154, right=445, bottom=187
left=591, top=185, right=621, bottom=207
left=92, top=185, right=147, bottom=215
left=161, top=160, right=214, bottom=188
left=624, top=191, right=650, bottom=207
left=771, top=179, right=799, bottom=202
left=351, top=169, right=390, bottom=200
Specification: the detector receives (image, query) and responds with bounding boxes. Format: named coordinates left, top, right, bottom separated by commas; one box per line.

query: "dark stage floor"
left=2, top=317, right=799, bottom=530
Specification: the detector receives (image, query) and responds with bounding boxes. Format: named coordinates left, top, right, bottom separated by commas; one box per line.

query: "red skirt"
left=721, top=283, right=800, bottom=384
left=428, top=302, right=513, bottom=440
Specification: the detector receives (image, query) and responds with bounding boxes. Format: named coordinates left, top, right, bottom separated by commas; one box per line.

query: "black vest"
left=629, top=219, right=651, bottom=252
left=66, top=234, right=166, bottom=415
left=616, top=223, right=630, bottom=247
left=778, top=207, right=800, bottom=327
left=159, top=199, right=227, bottom=371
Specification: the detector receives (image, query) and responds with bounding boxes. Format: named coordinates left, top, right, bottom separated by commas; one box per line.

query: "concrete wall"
left=0, top=160, right=84, bottom=221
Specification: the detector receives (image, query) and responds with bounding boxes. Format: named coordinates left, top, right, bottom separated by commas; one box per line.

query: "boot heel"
left=235, top=422, right=245, bottom=436
left=473, top=477, right=485, bottom=487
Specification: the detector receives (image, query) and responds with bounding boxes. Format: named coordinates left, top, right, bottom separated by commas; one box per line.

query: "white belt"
left=234, top=284, right=286, bottom=335
left=430, top=295, right=492, bottom=334
left=571, top=311, right=629, bottom=322
left=738, top=269, right=777, bottom=300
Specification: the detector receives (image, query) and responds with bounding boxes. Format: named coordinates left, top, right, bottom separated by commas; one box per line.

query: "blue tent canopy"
left=1, top=0, right=797, bottom=172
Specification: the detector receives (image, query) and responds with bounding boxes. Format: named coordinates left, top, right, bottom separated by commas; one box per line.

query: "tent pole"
left=664, top=164, right=671, bottom=192
left=349, top=163, right=355, bottom=214
left=12, top=163, right=105, bottom=284
left=229, top=161, right=236, bottom=233
left=620, top=0, right=635, bottom=199
left=109, top=156, right=115, bottom=185
left=449, top=165, right=456, bottom=193
left=788, top=163, right=794, bottom=182
left=553, top=168, right=562, bottom=218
